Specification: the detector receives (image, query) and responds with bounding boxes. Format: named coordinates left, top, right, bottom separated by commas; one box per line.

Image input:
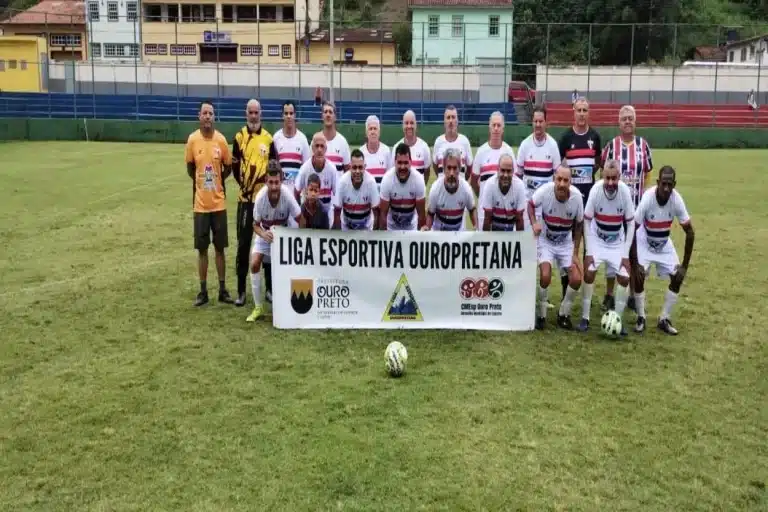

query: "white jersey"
left=634, top=187, right=691, bottom=252
left=294, top=158, right=338, bottom=208
left=584, top=180, right=635, bottom=246
left=325, top=132, right=351, bottom=178
left=478, top=174, right=527, bottom=231
left=433, top=133, right=473, bottom=175
left=515, top=133, right=561, bottom=198
left=272, top=128, right=311, bottom=185
left=333, top=172, right=380, bottom=231
left=253, top=185, right=301, bottom=229
left=392, top=137, right=431, bottom=177
left=380, top=168, right=426, bottom=231
left=359, top=142, right=392, bottom=186
left=427, top=176, right=475, bottom=231
left=531, top=182, right=584, bottom=245
left=472, top=142, right=517, bottom=195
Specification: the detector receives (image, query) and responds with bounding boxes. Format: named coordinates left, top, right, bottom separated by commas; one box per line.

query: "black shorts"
left=194, top=210, right=228, bottom=251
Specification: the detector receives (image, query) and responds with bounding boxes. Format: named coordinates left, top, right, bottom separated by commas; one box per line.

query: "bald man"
left=232, top=99, right=278, bottom=307
left=391, top=110, right=432, bottom=182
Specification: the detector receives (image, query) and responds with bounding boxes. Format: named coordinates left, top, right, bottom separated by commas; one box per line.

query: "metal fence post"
left=89, top=14, right=95, bottom=117
left=587, top=23, right=592, bottom=96
left=420, top=22, right=424, bottom=121
left=712, top=61, right=719, bottom=126
left=175, top=22, right=180, bottom=120
left=544, top=23, right=550, bottom=102
left=379, top=26, right=384, bottom=118
left=670, top=23, right=678, bottom=125
left=134, top=16, right=139, bottom=120
left=461, top=22, right=467, bottom=107
left=629, top=23, right=635, bottom=104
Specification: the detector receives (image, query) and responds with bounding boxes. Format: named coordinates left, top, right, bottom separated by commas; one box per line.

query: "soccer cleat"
left=576, top=318, right=590, bottom=332
left=246, top=305, right=263, bottom=322
left=234, top=293, right=247, bottom=307
left=218, top=289, right=234, bottom=304
left=265, top=290, right=273, bottom=304
left=557, top=314, right=573, bottom=330
left=627, top=295, right=637, bottom=312
left=635, top=316, right=646, bottom=333
left=535, top=317, right=546, bottom=330
left=657, top=318, right=679, bottom=336
left=194, top=292, right=209, bottom=307
left=601, top=294, right=615, bottom=312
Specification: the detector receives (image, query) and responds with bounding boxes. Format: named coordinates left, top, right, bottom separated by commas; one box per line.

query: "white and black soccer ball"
left=601, top=310, right=623, bottom=338
left=385, top=341, right=408, bottom=377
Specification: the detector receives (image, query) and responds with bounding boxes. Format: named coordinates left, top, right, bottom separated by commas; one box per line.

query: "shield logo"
left=290, top=279, right=313, bottom=314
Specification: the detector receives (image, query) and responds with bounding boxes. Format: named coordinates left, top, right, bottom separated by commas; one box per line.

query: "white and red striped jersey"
left=601, top=136, right=653, bottom=206
left=391, top=137, right=431, bottom=177
left=472, top=142, right=516, bottom=196
left=530, top=182, right=584, bottom=245
left=478, top=174, right=527, bottom=231
left=516, top=133, right=561, bottom=199
left=253, top=185, right=301, bottom=230
left=272, top=128, right=311, bottom=186
left=325, top=132, right=351, bottom=178
left=294, top=159, right=338, bottom=207
left=584, top=180, right=635, bottom=246
left=359, top=142, right=392, bottom=187
left=380, top=168, right=426, bottom=231
left=634, top=187, right=690, bottom=252
left=432, top=133, right=473, bottom=175
left=333, top=171, right=380, bottom=231
left=427, top=176, right=475, bottom=231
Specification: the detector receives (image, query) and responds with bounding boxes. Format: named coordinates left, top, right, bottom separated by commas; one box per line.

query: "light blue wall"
left=410, top=8, right=513, bottom=66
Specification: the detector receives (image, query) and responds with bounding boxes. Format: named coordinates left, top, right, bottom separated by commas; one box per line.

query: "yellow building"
left=140, top=0, right=306, bottom=63
left=0, top=35, right=49, bottom=92
left=0, top=0, right=87, bottom=61
left=304, top=28, right=396, bottom=66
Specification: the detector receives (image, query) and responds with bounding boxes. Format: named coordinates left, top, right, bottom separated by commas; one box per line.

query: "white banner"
left=270, top=227, right=537, bottom=331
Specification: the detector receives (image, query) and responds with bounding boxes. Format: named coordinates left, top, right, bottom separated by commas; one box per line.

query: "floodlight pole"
left=329, top=0, right=335, bottom=104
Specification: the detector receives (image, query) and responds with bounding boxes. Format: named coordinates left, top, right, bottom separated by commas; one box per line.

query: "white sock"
left=251, top=271, right=262, bottom=307
left=559, top=285, right=578, bottom=316
left=581, top=282, right=594, bottom=320
left=661, top=290, right=678, bottom=320
left=615, top=284, right=629, bottom=316
left=635, top=292, right=646, bottom=318
left=537, top=286, right=548, bottom=318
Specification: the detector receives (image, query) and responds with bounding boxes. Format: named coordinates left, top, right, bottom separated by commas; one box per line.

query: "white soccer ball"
left=601, top=310, right=623, bottom=338
left=385, top=341, right=408, bottom=377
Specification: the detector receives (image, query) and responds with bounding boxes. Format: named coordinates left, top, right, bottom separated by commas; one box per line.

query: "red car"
left=508, top=81, right=536, bottom=103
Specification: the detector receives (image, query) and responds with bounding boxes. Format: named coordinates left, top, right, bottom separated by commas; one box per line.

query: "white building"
left=86, top=0, right=142, bottom=59
left=725, top=35, right=768, bottom=66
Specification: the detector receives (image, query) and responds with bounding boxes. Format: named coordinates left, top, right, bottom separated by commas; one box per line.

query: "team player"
left=479, top=154, right=527, bottom=232
left=299, top=174, right=330, bottom=229
left=391, top=110, right=431, bottom=180
left=424, top=149, right=477, bottom=231
left=359, top=115, right=391, bottom=187
left=247, top=162, right=302, bottom=322
left=432, top=105, right=473, bottom=180
left=321, top=101, right=351, bottom=178
left=528, top=164, right=584, bottom=330
left=630, top=166, right=695, bottom=335
left=471, top=111, right=516, bottom=226
left=578, top=160, right=636, bottom=335
left=272, top=100, right=311, bottom=186
left=516, top=105, right=561, bottom=229
left=295, top=132, right=338, bottom=226
left=379, top=143, right=427, bottom=231
left=333, top=149, right=381, bottom=231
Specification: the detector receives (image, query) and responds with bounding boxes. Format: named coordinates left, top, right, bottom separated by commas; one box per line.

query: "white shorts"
left=637, top=237, right=679, bottom=278
left=588, top=243, right=628, bottom=278
left=251, top=235, right=272, bottom=262
left=537, top=239, right=574, bottom=270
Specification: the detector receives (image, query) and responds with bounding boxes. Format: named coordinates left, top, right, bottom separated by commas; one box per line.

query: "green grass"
left=1, top=142, right=767, bottom=511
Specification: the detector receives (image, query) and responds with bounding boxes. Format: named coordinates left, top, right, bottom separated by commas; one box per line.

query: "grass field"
left=1, top=141, right=767, bottom=511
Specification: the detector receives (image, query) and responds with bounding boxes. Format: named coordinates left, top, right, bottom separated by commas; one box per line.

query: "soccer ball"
left=601, top=310, right=623, bottom=338
left=385, top=341, right=408, bottom=377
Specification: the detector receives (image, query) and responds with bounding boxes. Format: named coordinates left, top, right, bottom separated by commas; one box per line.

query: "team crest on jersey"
left=587, top=139, right=594, bottom=149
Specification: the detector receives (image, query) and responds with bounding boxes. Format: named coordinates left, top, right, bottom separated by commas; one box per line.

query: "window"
left=203, top=5, right=215, bottom=21
left=452, top=15, right=463, bottom=38
left=750, top=45, right=755, bottom=58
left=222, top=4, right=234, bottom=22
left=107, top=1, right=118, bottom=21
left=20, top=60, right=28, bottom=70
left=143, top=4, right=161, bottom=21
left=428, top=15, right=438, bottom=37
left=282, top=5, right=295, bottom=21
left=414, top=58, right=424, bottom=66
left=268, top=45, right=279, bottom=56
left=129, top=44, right=139, bottom=57
left=157, top=44, right=168, bottom=55
left=241, top=44, right=263, bottom=56
left=236, top=5, right=258, bottom=22
left=170, top=44, right=196, bottom=55
left=729, top=50, right=734, bottom=62
left=281, top=44, right=291, bottom=59
left=741, top=47, right=747, bottom=61
left=145, top=43, right=158, bottom=55
left=9, top=59, right=17, bottom=69
left=168, top=5, right=179, bottom=21
left=88, top=2, right=99, bottom=22
left=260, top=5, right=277, bottom=21
left=50, top=34, right=82, bottom=46
left=488, top=15, right=499, bottom=37
left=427, top=58, right=439, bottom=65
left=0, top=60, right=4, bottom=71
left=90, top=42, right=101, bottom=57
left=104, top=43, right=125, bottom=57
left=451, top=57, right=462, bottom=65
left=127, top=2, right=138, bottom=22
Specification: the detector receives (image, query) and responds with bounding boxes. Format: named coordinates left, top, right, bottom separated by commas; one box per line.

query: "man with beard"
left=630, top=166, right=695, bottom=335
left=528, top=164, right=584, bottom=331
left=246, top=162, right=302, bottom=322
left=359, top=115, right=391, bottom=188
left=379, top=143, right=427, bottom=231
left=479, top=154, right=527, bottom=232
left=321, top=101, right=351, bottom=179
left=333, top=149, right=380, bottom=231
left=432, top=105, right=473, bottom=180
left=273, top=100, right=311, bottom=187
left=424, top=149, right=477, bottom=231
left=295, top=132, right=338, bottom=226
left=391, top=110, right=431, bottom=180
left=231, top=99, right=278, bottom=307
left=471, top=111, right=516, bottom=227
left=577, top=160, right=635, bottom=335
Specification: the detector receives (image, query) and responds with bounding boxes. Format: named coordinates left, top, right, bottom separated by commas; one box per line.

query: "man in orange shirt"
left=185, top=100, right=234, bottom=306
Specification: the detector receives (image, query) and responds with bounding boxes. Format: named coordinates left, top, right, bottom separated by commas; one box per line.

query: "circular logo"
left=459, top=278, right=475, bottom=299
left=474, top=278, right=489, bottom=299
left=488, top=278, right=505, bottom=300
